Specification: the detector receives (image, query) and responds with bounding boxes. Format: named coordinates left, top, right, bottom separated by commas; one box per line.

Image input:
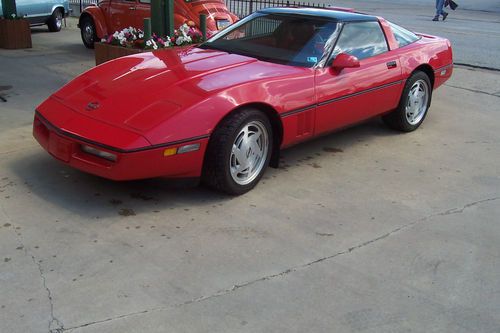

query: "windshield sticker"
left=307, top=57, right=318, bottom=63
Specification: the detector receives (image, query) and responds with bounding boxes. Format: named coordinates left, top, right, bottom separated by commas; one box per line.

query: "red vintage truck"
left=79, top=0, right=238, bottom=48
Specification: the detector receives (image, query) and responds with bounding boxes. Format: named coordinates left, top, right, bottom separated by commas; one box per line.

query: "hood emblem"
left=86, top=101, right=100, bottom=111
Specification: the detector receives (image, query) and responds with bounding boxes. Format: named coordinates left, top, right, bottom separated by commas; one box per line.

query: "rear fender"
left=79, top=7, right=108, bottom=38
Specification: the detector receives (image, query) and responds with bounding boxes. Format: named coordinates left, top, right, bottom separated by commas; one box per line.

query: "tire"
left=47, top=8, right=63, bottom=32
left=382, top=71, right=432, bottom=132
left=80, top=16, right=97, bottom=49
left=203, top=109, right=273, bottom=195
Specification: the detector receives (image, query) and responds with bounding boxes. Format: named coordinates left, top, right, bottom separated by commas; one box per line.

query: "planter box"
left=0, top=19, right=32, bottom=49
left=95, top=42, right=145, bottom=65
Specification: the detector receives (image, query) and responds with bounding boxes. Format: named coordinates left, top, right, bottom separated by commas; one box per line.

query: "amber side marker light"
left=163, top=143, right=200, bottom=157
left=81, top=145, right=117, bottom=162
left=163, top=147, right=178, bottom=156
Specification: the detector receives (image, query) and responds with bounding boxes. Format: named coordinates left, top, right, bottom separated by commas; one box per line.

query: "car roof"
left=257, top=7, right=378, bottom=22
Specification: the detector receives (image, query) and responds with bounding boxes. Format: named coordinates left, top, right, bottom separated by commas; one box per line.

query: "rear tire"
left=203, top=109, right=273, bottom=195
left=80, top=16, right=97, bottom=49
left=383, top=71, right=432, bottom=132
left=47, top=8, right=63, bottom=32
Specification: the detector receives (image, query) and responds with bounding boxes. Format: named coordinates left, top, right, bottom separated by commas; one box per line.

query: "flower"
left=102, top=24, right=202, bottom=50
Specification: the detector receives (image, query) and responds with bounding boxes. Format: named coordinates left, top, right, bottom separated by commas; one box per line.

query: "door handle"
left=128, top=6, right=136, bottom=10
left=386, top=61, right=397, bottom=69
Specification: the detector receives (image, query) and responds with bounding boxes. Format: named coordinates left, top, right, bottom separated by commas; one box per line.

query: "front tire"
left=203, top=109, right=273, bottom=195
left=80, top=16, right=97, bottom=49
left=383, top=71, right=432, bottom=132
left=47, top=8, right=63, bottom=32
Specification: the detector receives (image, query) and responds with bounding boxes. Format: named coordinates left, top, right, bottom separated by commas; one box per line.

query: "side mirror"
left=331, top=53, right=360, bottom=71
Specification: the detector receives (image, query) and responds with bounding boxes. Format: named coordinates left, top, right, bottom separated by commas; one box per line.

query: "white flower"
left=146, top=40, right=152, bottom=46
left=179, top=23, right=190, bottom=36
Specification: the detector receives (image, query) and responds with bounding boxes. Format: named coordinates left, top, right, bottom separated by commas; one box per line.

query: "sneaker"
left=432, top=16, right=439, bottom=21
left=442, top=12, right=449, bottom=20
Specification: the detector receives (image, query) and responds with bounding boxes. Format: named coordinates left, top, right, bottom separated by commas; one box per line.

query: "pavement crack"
left=444, top=83, right=500, bottom=98
left=0, top=205, right=64, bottom=333
left=29, top=253, right=65, bottom=333
left=437, top=196, right=500, bottom=216
left=63, top=310, right=150, bottom=332
left=177, top=196, right=500, bottom=305
left=61, top=196, right=500, bottom=331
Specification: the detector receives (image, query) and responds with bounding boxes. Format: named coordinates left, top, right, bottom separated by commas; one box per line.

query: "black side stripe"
left=280, top=105, right=316, bottom=118
left=281, top=79, right=405, bottom=118
left=35, top=111, right=210, bottom=154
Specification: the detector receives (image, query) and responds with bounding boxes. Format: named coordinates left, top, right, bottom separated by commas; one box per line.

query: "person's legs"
left=436, top=0, right=445, bottom=16
left=434, top=0, right=446, bottom=20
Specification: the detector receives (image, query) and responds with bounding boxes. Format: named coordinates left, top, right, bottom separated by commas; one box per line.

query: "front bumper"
left=33, top=113, right=208, bottom=181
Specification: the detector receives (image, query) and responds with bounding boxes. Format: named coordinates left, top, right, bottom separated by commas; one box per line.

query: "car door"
left=108, top=0, right=138, bottom=33
left=314, top=20, right=404, bottom=135
left=16, top=0, right=50, bottom=24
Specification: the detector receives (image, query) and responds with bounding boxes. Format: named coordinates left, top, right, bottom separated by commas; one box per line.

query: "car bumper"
left=33, top=113, right=208, bottom=181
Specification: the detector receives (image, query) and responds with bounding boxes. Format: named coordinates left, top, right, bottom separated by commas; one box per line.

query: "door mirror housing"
left=331, top=53, right=360, bottom=71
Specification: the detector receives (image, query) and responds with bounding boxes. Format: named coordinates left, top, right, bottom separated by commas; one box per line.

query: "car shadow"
left=9, top=118, right=401, bottom=218
left=278, top=118, right=402, bottom=163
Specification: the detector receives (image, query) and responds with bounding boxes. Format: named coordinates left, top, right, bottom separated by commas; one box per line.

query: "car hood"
left=51, top=47, right=258, bottom=133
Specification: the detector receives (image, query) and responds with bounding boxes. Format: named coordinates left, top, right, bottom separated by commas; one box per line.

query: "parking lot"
left=1, top=1, right=499, bottom=332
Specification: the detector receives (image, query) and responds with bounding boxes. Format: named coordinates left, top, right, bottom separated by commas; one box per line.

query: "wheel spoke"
left=232, top=144, right=247, bottom=167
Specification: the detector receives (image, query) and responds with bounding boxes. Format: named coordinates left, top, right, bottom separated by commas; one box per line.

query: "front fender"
left=80, top=7, right=108, bottom=38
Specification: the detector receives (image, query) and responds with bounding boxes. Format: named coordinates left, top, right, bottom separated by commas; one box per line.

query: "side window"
left=389, top=22, right=420, bottom=48
left=333, top=21, right=388, bottom=60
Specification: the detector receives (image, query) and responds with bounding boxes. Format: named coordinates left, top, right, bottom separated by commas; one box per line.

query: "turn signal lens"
left=81, top=145, right=117, bottom=162
left=163, top=147, right=177, bottom=156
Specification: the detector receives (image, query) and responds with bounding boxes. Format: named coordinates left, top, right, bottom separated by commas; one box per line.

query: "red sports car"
left=33, top=7, right=453, bottom=194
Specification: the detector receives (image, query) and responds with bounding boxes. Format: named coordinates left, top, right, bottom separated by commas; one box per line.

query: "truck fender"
left=50, top=5, right=68, bottom=16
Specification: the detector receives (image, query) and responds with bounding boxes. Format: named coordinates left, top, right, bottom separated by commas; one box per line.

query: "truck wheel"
left=47, top=8, right=63, bottom=32
left=80, top=16, right=97, bottom=49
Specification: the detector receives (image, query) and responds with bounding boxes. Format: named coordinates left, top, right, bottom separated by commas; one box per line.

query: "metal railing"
left=70, top=0, right=328, bottom=18
left=227, top=0, right=327, bottom=18
left=69, top=0, right=97, bottom=16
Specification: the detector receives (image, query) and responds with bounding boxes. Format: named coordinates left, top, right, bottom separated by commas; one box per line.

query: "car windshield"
left=200, top=13, right=340, bottom=68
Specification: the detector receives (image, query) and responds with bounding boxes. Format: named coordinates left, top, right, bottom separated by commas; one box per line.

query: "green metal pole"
left=1, top=0, right=17, bottom=18
left=150, top=0, right=163, bottom=36
left=199, top=14, right=206, bottom=41
left=143, top=18, right=151, bottom=40
left=164, top=0, right=174, bottom=37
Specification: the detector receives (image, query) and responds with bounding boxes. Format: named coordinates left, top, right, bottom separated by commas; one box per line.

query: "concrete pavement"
left=1, top=4, right=500, bottom=333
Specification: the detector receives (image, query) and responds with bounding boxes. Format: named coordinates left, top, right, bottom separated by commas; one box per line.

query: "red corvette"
left=33, top=7, right=453, bottom=194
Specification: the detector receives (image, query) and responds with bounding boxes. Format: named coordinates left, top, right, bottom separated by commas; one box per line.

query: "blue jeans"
left=436, top=0, right=447, bottom=16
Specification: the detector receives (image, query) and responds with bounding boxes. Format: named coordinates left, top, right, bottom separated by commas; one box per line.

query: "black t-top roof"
left=257, top=7, right=378, bottom=22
